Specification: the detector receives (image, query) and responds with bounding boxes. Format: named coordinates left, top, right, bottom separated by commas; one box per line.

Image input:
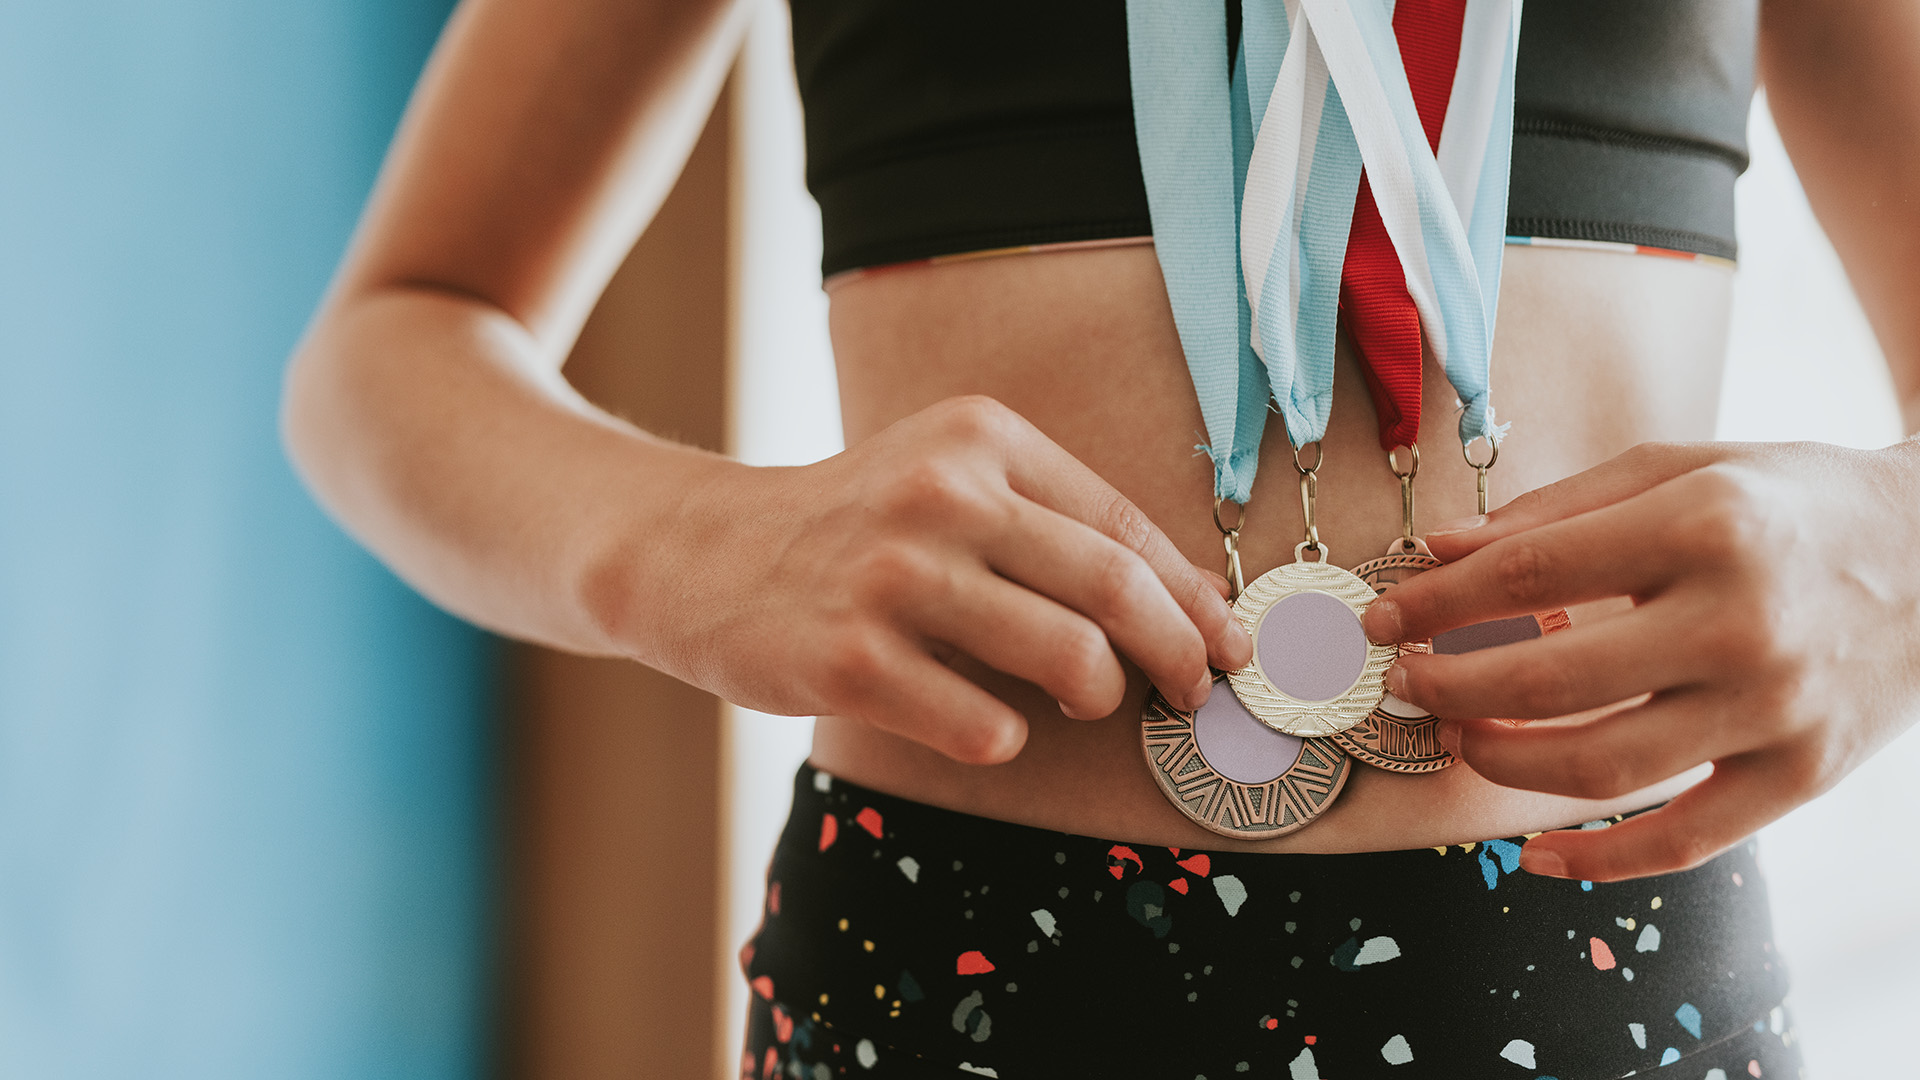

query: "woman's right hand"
left=611, top=395, right=1253, bottom=765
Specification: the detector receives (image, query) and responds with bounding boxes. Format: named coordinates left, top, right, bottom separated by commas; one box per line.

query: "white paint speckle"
left=1705, top=1070, right=1728, bottom=1080
left=1030, top=908, right=1057, bottom=938
left=1629, top=1022, right=1646, bottom=1049
left=1214, top=874, right=1249, bottom=916
left=896, top=856, right=920, bottom=883
left=813, top=770, right=833, bottom=792
left=1623, top=967, right=1635, bottom=981
left=1499, top=1039, right=1536, bottom=1068
left=1380, top=1034, right=1414, bottom=1065
left=854, top=1039, right=878, bottom=1068
left=1353, top=936, right=1402, bottom=965
left=957, top=1065, right=998, bottom=1077
left=1636, top=923, right=1661, bottom=953
left=1288, top=1045, right=1321, bottom=1080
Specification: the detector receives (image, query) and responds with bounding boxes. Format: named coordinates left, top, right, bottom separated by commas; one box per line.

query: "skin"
left=283, top=0, right=1920, bottom=882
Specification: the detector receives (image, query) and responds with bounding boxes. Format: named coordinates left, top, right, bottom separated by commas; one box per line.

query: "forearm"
left=1760, top=0, right=1920, bottom=431
left=282, top=285, right=736, bottom=658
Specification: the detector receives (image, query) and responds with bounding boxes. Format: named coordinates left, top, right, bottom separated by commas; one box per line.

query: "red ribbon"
left=1339, top=0, right=1468, bottom=452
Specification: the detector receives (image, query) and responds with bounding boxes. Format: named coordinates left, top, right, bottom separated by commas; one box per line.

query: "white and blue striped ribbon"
left=1127, top=0, right=1522, bottom=503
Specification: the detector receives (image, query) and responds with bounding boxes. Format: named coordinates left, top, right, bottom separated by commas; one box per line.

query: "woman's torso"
left=795, top=0, right=1755, bottom=852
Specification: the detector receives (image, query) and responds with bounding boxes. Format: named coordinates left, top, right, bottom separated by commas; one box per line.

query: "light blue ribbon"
left=1126, top=0, right=1522, bottom=502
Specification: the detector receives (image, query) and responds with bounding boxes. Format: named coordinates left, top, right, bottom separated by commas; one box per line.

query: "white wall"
left=1727, top=95, right=1917, bottom=1080
left=720, top=3, right=836, bottom=1068
left=723, top=15, right=1920, bottom=1067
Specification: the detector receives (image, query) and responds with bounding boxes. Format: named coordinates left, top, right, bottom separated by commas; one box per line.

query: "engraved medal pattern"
left=1339, top=547, right=1455, bottom=773
left=1226, top=559, right=1395, bottom=737
left=1140, top=675, right=1352, bottom=840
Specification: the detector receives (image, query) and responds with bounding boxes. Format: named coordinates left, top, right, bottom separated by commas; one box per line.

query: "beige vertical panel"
left=503, top=83, right=733, bottom=1080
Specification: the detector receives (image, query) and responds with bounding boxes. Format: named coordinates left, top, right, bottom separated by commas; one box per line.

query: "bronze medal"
left=1336, top=538, right=1575, bottom=771
left=1339, top=539, right=1453, bottom=772
left=1141, top=673, right=1352, bottom=840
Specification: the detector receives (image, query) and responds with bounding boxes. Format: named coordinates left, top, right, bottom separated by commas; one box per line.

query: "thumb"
left=1425, top=441, right=1735, bottom=562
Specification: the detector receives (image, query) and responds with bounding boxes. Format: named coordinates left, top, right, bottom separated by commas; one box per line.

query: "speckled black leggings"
left=739, top=766, right=1802, bottom=1080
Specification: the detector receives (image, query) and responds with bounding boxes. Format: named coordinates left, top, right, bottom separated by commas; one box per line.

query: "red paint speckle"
left=1304, top=1035, right=1317, bottom=1045
left=1733, top=872, right=1745, bottom=886
left=1168, top=877, right=1190, bottom=895
left=762, top=1047, right=778, bottom=1080
left=1177, top=853, right=1212, bottom=877
left=1107, top=844, right=1144, bottom=880
left=771, top=1004, right=794, bottom=1043
left=1590, top=936, right=1617, bottom=971
left=768, top=882, right=781, bottom=915
left=855, top=806, right=884, bottom=838
left=1265, top=1018, right=1279, bottom=1030
left=818, top=814, right=838, bottom=852
left=751, top=976, right=775, bottom=1001
left=1748, top=1060, right=1762, bottom=1077
left=956, top=950, right=996, bottom=975
left=738, top=943, right=755, bottom=969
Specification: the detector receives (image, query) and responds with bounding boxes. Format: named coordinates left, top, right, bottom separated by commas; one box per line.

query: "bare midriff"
left=810, top=242, right=1731, bottom=853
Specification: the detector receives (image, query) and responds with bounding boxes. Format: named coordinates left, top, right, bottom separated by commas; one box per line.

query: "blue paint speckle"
left=1675, top=1002, right=1703, bottom=1040
left=1659, top=1048, right=1681, bottom=1065
left=1478, top=839, right=1523, bottom=889
left=1580, top=881, right=1593, bottom=892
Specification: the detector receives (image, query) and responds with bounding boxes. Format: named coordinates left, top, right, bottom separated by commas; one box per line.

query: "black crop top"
left=789, top=0, right=1757, bottom=278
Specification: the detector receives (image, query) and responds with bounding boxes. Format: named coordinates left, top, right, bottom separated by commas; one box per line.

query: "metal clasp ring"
left=1463, top=436, right=1499, bottom=516
left=1293, top=441, right=1323, bottom=556
left=1388, top=443, right=1419, bottom=552
left=1213, top=497, right=1246, bottom=600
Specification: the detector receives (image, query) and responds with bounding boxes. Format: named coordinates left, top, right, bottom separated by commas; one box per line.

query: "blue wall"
left=0, top=3, right=493, bottom=1076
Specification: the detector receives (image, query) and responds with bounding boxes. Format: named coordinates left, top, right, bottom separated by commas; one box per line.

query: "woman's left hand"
left=1362, top=439, right=1920, bottom=882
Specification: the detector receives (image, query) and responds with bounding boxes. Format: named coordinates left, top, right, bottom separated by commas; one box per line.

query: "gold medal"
left=1220, top=443, right=1393, bottom=737
left=1225, top=551, right=1395, bottom=737
left=1141, top=673, right=1352, bottom=840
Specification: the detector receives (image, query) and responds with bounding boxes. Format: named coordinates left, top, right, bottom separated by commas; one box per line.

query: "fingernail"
left=1220, top=621, right=1253, bottom=664
left=1059, top=700, right=1085, bottom=721
left=1384, top=661, right=1409, bottom=700
left=1520, top=845, right=1570, bottom=879
left=1365, top=597, right=1403, bottom=644
left=1187, top=673, right=1214, bottom=712
left=1429, top=514, right=1488, bottom=537
left=1434, top=719, right=1461, bottom=757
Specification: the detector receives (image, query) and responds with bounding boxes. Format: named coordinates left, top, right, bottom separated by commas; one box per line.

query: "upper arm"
left=1760, top=0, right=1920, bottom=427
left=331, top=0, right=748, bottom=360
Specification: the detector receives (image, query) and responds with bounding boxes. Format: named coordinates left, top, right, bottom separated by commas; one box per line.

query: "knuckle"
left=819, top=628, right=889, bottom=700
left=885, top=457, right=989, bottom=520
left=1562, top=742, right=1634, bottom=800
left=1097, top=494, right=1157, bottom=555
left=1674, top=466, right=1777, bottom=564
left=848, top=542, right=937, bottom=603
left=1049, top=625, right=1116, bottom=695
left=1493, top=541, right=1557, bottom=609
left=1091, top=548, right=1154, bottom=618
left=1511, top=661, right=1578, bottom=718
left=946, top=719, right=1021, bottom=766
left=932, top=394, right=1017, bottom=443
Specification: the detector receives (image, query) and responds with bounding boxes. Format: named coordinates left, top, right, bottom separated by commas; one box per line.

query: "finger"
left=999, top=427, right=1252, bottom=671
left=1367, top=482, right=1687, bottom=645
left=914, top=569, right=1131, bottom=720
left=836, top=636, right=1030, bottom=765
left=1517, top=750, right=1803, bottom=882
left=1437, top=685, right=1766, bottom=800
left=988, top=499, right=1213, bottom=711
left=1390, top=599, right=1701, bottom=721
left=1425, top=441, right=1733, bottom=562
